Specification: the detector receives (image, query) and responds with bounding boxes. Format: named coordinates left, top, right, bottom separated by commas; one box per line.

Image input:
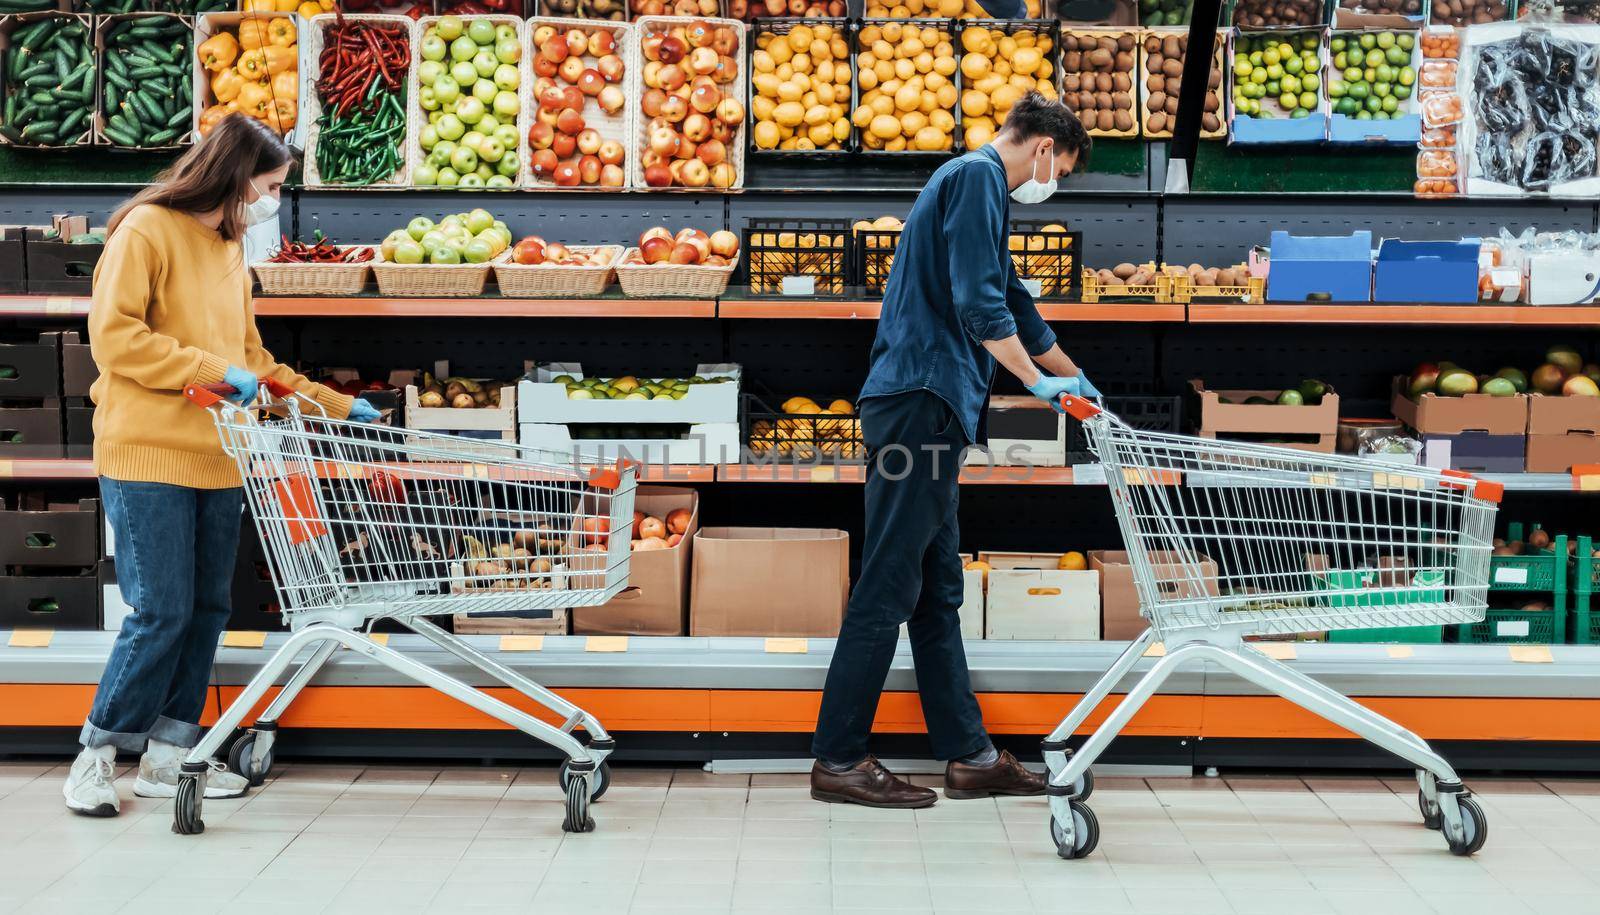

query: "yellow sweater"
left=89, top=204, right=353, bottom=489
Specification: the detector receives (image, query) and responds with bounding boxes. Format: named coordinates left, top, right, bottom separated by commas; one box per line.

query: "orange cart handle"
left=183, top=376, right=296, bottom=408
left=1058, top=394, right=1102, bottom=420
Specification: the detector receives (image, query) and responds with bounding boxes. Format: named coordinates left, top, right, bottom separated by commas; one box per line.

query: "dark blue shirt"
left=859, top=145, right=1057, bottom=443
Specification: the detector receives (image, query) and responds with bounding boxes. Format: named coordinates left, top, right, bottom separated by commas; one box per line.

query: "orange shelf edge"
left=253, top=296, right=716, bottom=318
left=1189, top=303, right=1600, bottom=325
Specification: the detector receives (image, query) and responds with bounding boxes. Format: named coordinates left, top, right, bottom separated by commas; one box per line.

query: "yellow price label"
left=586, top=636, right=628, bottom=653
left=8, top=629, right=52, bottom=648
left=221, top=631, right=267, bottom=648
left=1385, top=645, right=1414, bottom=659
left=0, top=460, right=12, bottom=479
left=764, top=638, right=808, bottom=654
left=1579, top=475, right=1600, bottom=492
left=44, top=296, right=74, bottom=315
left=809, top=466, right=835, bottom=482
left=499, top=635, right=544, bottom=652
left=1373, top=472, right=1423, bottom=490
left=1255, top=642, right=1297, bottom=661
left=1509, top=645, right=1554, bottom=664
left=367, top=633, right=389, bottom=647
left=1142, top=641, right=1166, bottom=657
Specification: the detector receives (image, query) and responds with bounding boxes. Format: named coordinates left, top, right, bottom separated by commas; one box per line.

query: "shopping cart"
left=1042, top=394, right=1500, bottom=860
left=173, top=377, right=637, bottom=836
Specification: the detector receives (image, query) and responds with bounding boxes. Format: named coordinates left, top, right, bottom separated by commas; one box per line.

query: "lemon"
left=870, top=113, right=901, bottom=139
left=773, top=101, right=805, bottom=127
left=961, top=89, right=990, bottom=117
left=753, top=120, right=780, bottom=149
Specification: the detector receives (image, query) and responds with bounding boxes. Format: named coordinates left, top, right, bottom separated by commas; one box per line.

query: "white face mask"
left=1009, top=147, right=1057, bottom=205
left=243, top=179, right=280, bottom=227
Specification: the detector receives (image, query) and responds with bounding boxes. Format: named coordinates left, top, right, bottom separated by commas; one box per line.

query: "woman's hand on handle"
left=222, top=366, right=258, bottom=406
left=347, top=399, right=381, bottom=423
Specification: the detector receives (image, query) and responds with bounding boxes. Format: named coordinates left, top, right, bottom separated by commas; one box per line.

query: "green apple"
left=492, top=63, right=520, bottom=93
left=476, top=113, right=500, bottom=133
left=496, top=151, right=520, bottom=177
left=472, top=77, right=498, bottom=106
left=418, top=60, right=445, bottom=86
left=419, top=230, right=447, bottom=250
left=381, top=228, right=411, bottom=260
left=450, top=60, right=478, bottom=86
left=419, top=124, right=439, bottom=150
left=486, top=174, right=514, bottom=189
left=492, top=90, right=519, bottom=119
left=428, top=244, right=461, bottom=264
left=436, top=167, right=460, bottom=187
left=440, top=214, right=464, bottom=229
left=458, top=173, right=486, bottom=189
left=393, top=239, right=425, bottom=264
left=495, top=23, right=516, bottom=42
left=450, top=35, right=477, bottom=62
left=421, top=34, right=446, bottom=62
left=450, top=145, right=479, bottom=173
left=472, top=49, right=498, bottom=79
left=463, top=238, right=494, bottom=264
left=441, top=96, right=460, bottom=115
left=406, top=217, right=435, bottom=241
left=433, top=74, right=460, bottom=105
left=461, top=130, right=485, bottom=152
left=456, top=97, right=486, bottom=125
left=419, top=85, right=439, bottom=111
left=435, top=16, right=463, bottom=40
left=477, top=137, right=505, bottom=164
left=495, top=37, right=520, bottom=65
left=465, top=208, right=494, bottom=234
left=474, top=163, right=493, bottom=181
left=413, top=163, right=439, bottom=186
left=492, top=125, right=519, bottom=150
left=467, top=19, right=495, bottom=45
left=436, top=114, right=465, bottom=141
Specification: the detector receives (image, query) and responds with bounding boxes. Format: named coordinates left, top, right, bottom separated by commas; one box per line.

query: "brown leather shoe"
left=810, top=756, right=937, bottom=809
left=944, top=750, right=1047, bottom=799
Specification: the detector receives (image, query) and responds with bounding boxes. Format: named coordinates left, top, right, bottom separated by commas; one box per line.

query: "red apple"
left=577, top=128, right=602, bottom=155
left=712, top=26, right=738, bottom=55
left=641, top=226, right=673, bottom=244
left=648, top=126, right=680, bottom=157
left=714, top=55, right=737, bottom=84
left=565, top=29, right=589, bottom=57
left=682, top=112, right=712, bottom=142
left=579, top=154, right=602, bottom=185
left=541, top=40, right=568, bottom=64
left=534, top=54, right=559, bottom=79
left=531, top=148, right=560, bottom=178
left=658, top=64, right=687, bottom=92
left=660, top=94, right=688, bottom=122
left=561, top=86, right=585, bottom=111
left=686, top=20, right=713, bottom=47
left=539, top=84, right=567, bottom=112
left=710, top=119, right=732, bottom=143
left=591, top=30, right=615, bottom=55
left=690, top=81, right=720, bottom=114
left=674, top=228, right=707, bottom=244
left=674, top=139, right=697, bottom=160
left=552, top=132, right=577, bottom=158
left=640, top=234, right=673, bottom=261
left=670, top=240, right=703, bottom=263
left=560, top=55, right=585, bottom=85
left=708, top=229, right=738, bottom=257
left=598, top=54, right=625, bottom=83
left=556, top=108, right=586, bottom=136
left=577, top=69, right=606, bottom=96
left=598, top=139, right=625, bottom=165
left=528, top=122, right=555, bottom=150
left=709, top=162, right=736, bottom=188
left=598, top=85, right=626, bottom=114
left=641, top=88, right=667, bottom=118
left=640, top=150, right=663, bottom=169
left=689, top=46, right=718, bottom=75
left=696, top=138, right=725, bottom=165
left=680, top=160, right=710, bottom=187
left=641, top=32, right=664, bottom=61
left=704, top=254, right=727, bottom=267
left=600, top=163, right=625, bottom=187
left=668, top=159, right=686, bottom=182
left=533, top=25, right=557, bottom=46
left=512, top=237, right=546, bottom=265
left=680, top=233, right=710, bottom=260
left=545, top=242, right=571, bottom=263
left=715, top=98, right=744, bottom=125
left=554, top=162, right=581, bottom=187
left=658, top=35, right=686, bottom=64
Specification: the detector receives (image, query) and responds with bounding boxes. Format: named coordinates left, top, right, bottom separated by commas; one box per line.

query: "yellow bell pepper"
left=263, top=96, right=298, bottom=135
left=237, top=18, right=271, bottom=51
left=318, top=0, right=335, bottom=9
left=261, top=44, right=295, bottom=76
left=235, top=48, right=269, bottom=81
left=271, top=69, right=298, bottom=100
left=198, top=104, right=232, bottom=137
left=274, top=0, right=298, bottom=11
left=210, top=67, right=246, bottom=104
left=235, top=81, right=272, bottom=120
left=296, top=1, right=322, bottom=18
left=197, top=32, right=238, bottom=72
left=266, top=17, right=296, bottom=48
left=240, top=0, right=277, bottom=11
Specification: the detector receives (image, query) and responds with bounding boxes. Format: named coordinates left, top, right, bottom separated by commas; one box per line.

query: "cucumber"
left=144, top=126, right=178, bottom=146
left=102, top=123, right=138, bottom=146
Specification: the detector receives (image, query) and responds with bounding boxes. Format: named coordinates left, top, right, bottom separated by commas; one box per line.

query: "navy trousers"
left=811, top=390, right=989, bottom=764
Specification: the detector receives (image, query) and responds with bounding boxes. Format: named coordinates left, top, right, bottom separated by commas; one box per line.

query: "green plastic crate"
left=1578, top=536, right=1600, bottom=591
left=1488, top=523, right=1564, bottom=593
left=1457, top=594, right=1567, bottom=645
left=1327, top=626, right=1445, bottom=644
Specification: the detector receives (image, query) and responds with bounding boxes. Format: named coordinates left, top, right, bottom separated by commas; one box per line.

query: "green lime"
left=1386, top=46, right=1410, bottom=66
left=1359, top=33, right=1377, bottom=50
left=1331, top=36, right=1347, bottom=51
left=1374, top=81, right=1392, bottom=97
left=1381, top=94, right=1399, bottom=113
left=1397, top=33, right=1415, bottom=51
left=1285, top=54, right=1303, bottom=74
left=1329, top=78, right=1347, bottom=97
left=1377, top=31, right=1396, bottom=49
left=1365, top=94, right=1383, bottom=112
left=1394, top=83, right=1412, bottom=99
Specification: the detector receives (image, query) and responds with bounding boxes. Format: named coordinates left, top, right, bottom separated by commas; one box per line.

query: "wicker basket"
left=614, top=248, right=736, bottom=297
left=372, top=251, right=509, bottom=297
left=492, top=245, right=623, bottom=297
left=627, top=16, right=747, bottom=190
left=303, top=13, right=416, bottom=188
left=522, top=18, right=633, bottom=190
left=252, top=247, right=376, bottom=296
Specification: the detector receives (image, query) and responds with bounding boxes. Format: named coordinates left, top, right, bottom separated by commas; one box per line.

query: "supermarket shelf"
left=0, top=295, right=89, bottom=317
left=0, top=458, right=96, bottom=479
left=253, top=296, right=716, bottom=318
left=716, top=299, right=1185, bottom=322
left=1189, top=303, right=1600, bottom=325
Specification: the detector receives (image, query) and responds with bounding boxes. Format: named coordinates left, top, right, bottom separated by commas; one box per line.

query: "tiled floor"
left=0, top=761, right=1595, bottom=915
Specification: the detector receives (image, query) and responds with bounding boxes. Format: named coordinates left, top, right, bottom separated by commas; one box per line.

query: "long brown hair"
left=108, top=114, right=291, bottom=242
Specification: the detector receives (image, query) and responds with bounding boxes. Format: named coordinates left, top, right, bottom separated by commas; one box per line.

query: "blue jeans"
left=82, top=477, right=243, bottom=752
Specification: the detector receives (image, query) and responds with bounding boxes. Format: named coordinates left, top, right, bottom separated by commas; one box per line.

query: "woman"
left=65, top=115, right=379, bottom=816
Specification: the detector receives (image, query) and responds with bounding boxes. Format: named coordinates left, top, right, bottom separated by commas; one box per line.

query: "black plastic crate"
left=25, top=227, right=101, bottom=296
left=856, top=19, right=961, bottom=156
left=0, top=333, right=62, bottom=401
left=954, top=19, right=1064, bottom=150
left=746, top=18, right=856, bottom=156
left=852, top=225, right=902, bottom=298
left=0, top=495, right=98, bottom=567
left=0, top=400, right=64, bottom=458
left=0, top=226, right=25, bottom=293
left=1065, top=393, right=1181, bottom=464
left=0, top=570, right=99, bottom=630
left=1009, top=222, right=1083, bottom=301
left=742, top=392, right=865, bottom=463
left=741, top=218, right=853, bottom=297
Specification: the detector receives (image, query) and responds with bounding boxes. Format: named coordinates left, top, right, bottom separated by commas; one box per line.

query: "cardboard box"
left=1423, top=432, right=1525, bottom=473
left=1189, top=379, right=1339, bottom=451
left=0, top=570, right=99, bottom=630
left=962, top=396, right=1066, bottom=467
left=25, top=224, right=102, bottom=295
left=1265, top=231, right=1372, bottom=302
left=1528, top=393, right=1600, bottom=436
left=520, top=362, right=741, bottom=426
left=58, top=330, right=96, bottom=397
left=1373, top=239, right=1478, bottom=303
left=690, top=527, right=848, bottom=637
left=193, top=12, right=309, bottom=149
left=64, top=402, right=92, bottom=458
left=0, top=401, right=64, bottom=458
left=0, top=226, right=26, bottom=293
left=572, top=486, right=699, bottom=636
left=0, top=496, right=98, bottom=567
left=899, top=552, right=983, bottom=641
left=1526, top=433, right=1600, bottom=473
left=1091, top=549, right=1220, bottom=641
left=1527, top=252, right=1600, bottom=305
left=1391, top=377, right=1529, bottom=435
left=981, top=551, right=1099, bottom=641
left=0, top=333, right=61, bottom=400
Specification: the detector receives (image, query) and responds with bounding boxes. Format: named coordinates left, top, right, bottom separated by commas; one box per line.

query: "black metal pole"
left=1169, top=0, right=1225, bottom=191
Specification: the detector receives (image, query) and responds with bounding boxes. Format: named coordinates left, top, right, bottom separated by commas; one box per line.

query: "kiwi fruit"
left=1087, top=48, right=1113, bottom=68
left=1095, top=72, right=1113, bottom=92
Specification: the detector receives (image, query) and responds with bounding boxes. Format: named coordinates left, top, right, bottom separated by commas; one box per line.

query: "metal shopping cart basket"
left=1042, top=394, right=1500, bottom=860
left=173, top=377, right=637, bottom=836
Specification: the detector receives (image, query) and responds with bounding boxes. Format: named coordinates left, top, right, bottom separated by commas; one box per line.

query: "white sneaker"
left=63, top=745, right=120, bottom=817
left=133, top=738, right=250, bottom=800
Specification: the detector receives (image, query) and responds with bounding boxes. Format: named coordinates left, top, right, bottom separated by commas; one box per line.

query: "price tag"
left=0, top=460, right=12, bottom=478
left=764, top=638, right=808, bottom=654
left=367, top=633, right=389, bottom=647
left=7, top=629, right=52, bottom=648
left=1072, top=464, right=1107, bottom=485
left=1493, top=567, right=1529, bottom=585
left=222, top=631, right=267, bottom=648
left=780, top=275, right=816, bottom=296
left=44, top=296, right=74, bottom=315
left=1496, top=620, right=1531, bottom=638
left=1255, top=642, right=1297, bottom=660
left=499, top=635, right=543, bottom=652
left=1373, top=472, right=1423, bottom=490
left=1142, top=641, right=1166, bottom=657
left=1385, top=645, right=1414, bottom=659
left=586, top=636, right=628, bottom=653
left=809, top=465, right=835, bottom=482
left=1020, top=278, right=1044, bottom=297
left=1580, top=474, right=1600, bottom=493
left=1509, top=645, right=1553, bottom=664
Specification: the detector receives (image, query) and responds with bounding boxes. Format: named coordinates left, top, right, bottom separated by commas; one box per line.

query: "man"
left=811, top=93, right=1099, bottom=809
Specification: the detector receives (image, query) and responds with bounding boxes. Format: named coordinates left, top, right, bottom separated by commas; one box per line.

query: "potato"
left=1112, top=262, right=1138, bottom=279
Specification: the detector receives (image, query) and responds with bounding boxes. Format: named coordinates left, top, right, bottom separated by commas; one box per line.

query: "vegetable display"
left=311, top=16, right=409, bottom=186
left=196, top=14, right=299, bottom=139
left=1, top=15, right=93, bottom=148
left=100, top=14, right=192, bottom=148
left=268, top=231, right=376, bottom=263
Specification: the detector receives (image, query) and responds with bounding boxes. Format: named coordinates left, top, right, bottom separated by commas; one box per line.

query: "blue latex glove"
left=222, top=366, right=258, bottom=406
left=1025, top=373, right=1082, bottom=413
left=347, top=398, right=382, bottom=423
left=1075, top=373, right=1102, bottom=401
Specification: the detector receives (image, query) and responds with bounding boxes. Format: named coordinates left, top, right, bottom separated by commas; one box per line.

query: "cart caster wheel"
left=228, top=732, right=274, bottom=789
left=561, top=773, right=596, bottom=833
left=559, top=759, right=610, bottom=801
left=1445, top=795, right=1487, bottom=857
left=172, top=774, right=205, bottom=836
left=1418, top=787, right=1441, bottom=831
left=1072, top=767, right=1094, bottom=801
left=1049, top=799, right=1099, bottom=860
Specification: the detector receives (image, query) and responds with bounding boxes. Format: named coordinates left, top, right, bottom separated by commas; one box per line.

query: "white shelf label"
left=1072, top=464, right=1107, bottom=485
left=1020, top=278, right=1044, bottom=297
left=781, top=275, right=816, bottom=296
left=1496, top=620, right=1531, bottom=638
left=1494, top=567, right=1529, bottom=585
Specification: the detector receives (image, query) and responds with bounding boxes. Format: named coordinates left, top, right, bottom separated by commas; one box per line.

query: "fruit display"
left=378, top=208, right=512, bottom=265
left=1466, top=29, right=1600, bottom=194
left=1230, top=0, right=1322, bottom=27
left=1326, top=31, right=1417, bottom=123
left=413, top=15, right=523, bottom=189
left=1334, top=0, right=1421, bottom=19
left=265, top=231, right=374, bottom=263
left=730, top=0, right=845, bottom=19
left=631, top=0, right=720, bottom=16
left=629, top=506, right=692, bottom=551
left=620, top=226, right=740, bottom=267
left=1403, top=348, right=1600, bottom=398
left=1431, top=0, right=1508, bottom=26
left=750, top=20, right=854, bottom=153
left=1163, top=261, right=1258, bottom=301
left=747, top=394, right=863, bottom=460
left=307, top=16, right=410, bottom=186
left=196, top=14, right=299, bottom=140
left=863, top=0, right=1043, bottom=16
left=414, top=372, right=511, bottom=408
left=743, top=221, right=850, bottom=295
left=557, top=372, right=730, bottom=401
left=102, top=15, right=193, bottom=148
left=1085, top=262, right=1164, bottom=297
left=527, top=21, right=629, bottom=189
left=851, top=214, right=905, bottom=296
left=1141, top=28, right=1224, bottom=138
left=1422, top=28, right=1460, bottom=59
left=853, top=20, right=958, bottom=153
left=0, top=15, right=92, bottom=147
left=1060, top=30, right=1139, bottom=137
left=509, top=236, right=614, bottom=266
left=1217, top=379, right=1330, bottom=406
left=1140, top=0, right=1191, bottom=26
left=1008, top=222, right=1078, bottom=298
left=1231, top=31, right=1324, bottom=121
left=958, top=22, right=1058, bottom=150
left=635, top=17, right=745, bottom=188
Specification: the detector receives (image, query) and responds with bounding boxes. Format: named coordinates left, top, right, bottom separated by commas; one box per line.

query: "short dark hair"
left=999, top=92, right=1092, bottom=166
